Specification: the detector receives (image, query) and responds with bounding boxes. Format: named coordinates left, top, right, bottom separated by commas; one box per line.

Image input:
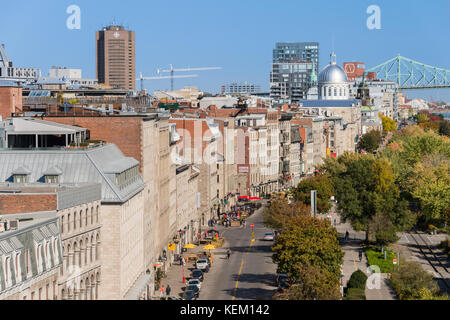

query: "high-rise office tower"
left=96, top=25, right=136, bottom=91
left=270, top=42, right=319, bottom=106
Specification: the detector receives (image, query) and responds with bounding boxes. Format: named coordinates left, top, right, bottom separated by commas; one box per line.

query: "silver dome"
left=318, top=64, right=348, bottom=84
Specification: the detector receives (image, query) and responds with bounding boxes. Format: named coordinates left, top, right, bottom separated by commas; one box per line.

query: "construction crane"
left=161, top=65, right=222, bottom=91
left=137, top=72, right=199, bottom=92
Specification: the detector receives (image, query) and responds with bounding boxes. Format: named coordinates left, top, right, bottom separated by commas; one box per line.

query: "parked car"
left=191, top=269, right=204, bottom=282
left=276, top=279, right=292, bottom=293
left=263, top=232, right=275, bottom=241
left=276, top=273, right=290, bottom=286
left=166, top=296, right=181, bottom=300
left=196, top=258, right=210, bottom=272
left=180, top=290, right=197, bottom=300
left=185, top=285, right=200, bottom=298
left=187, top=279, right=202, bottom=290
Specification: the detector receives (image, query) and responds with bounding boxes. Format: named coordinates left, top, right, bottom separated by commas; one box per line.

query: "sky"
left=1, top=0, right=450, bottom=101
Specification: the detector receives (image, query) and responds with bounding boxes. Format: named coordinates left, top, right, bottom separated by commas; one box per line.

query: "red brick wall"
left=0, top=87, right=22, bottom=120
left=40, top=116, right=143, bottom=171
left=0, top=194, right=57, bottom=215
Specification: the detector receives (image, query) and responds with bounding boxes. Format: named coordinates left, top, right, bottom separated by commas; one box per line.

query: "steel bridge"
left=367, top=55, right=450, bottom=90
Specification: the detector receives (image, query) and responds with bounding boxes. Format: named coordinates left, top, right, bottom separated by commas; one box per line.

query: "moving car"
left=263, top=232, right=275, bottom=241
left=180, top=290, right=197, bottom=300
left=191, top=269, right=204, bottom=282
left=187, top=279, right=202, bottom=290
left=196, top=258, right=210, bottom=272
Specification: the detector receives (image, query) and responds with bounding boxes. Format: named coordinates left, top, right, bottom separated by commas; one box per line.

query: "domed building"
left=296, top=52, right=362, bottom=171
left=318, top=53, right=350, bottom=100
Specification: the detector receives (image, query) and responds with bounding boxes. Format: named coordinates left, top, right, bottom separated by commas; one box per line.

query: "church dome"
left=319, top=64, right=348, bottom=84
left=318, top=52, right=348, bottom=84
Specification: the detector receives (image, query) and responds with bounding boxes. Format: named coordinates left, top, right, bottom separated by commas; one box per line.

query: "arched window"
left=334, top=88, right=337, bottom=96
left=90, top=235, right=94, bottom=263
left=96, top=233, right=100, bottom=260
left=15, top=253, right=20, bottom=281
left=67, top=214, right=71, bottom=232
left=80, top=211, right=83, bottom=228
left=5, top=257, right=11, bottom=286
left=85, top=238, right=89, bottom=265
left=73, top=242, right=78, bottom=267
left=86, top=208, right=89, bottom=226
left=61, top=216, right=64, bottom=233
left=328, top=88, right=332, bottom=97
left=79, top=240, right=83, bottom=268
left=96, top=206, right=99, bottom=223
left=91, top=207, right=94, bottom=224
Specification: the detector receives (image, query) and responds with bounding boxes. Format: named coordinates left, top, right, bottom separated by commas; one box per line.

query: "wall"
left=41, top=116, right=143, bottom=171
left=0, top=87, right=22, bottom=120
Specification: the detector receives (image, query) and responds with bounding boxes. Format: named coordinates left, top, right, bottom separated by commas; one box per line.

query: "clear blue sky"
left=1, top=0, right=450, bottom=101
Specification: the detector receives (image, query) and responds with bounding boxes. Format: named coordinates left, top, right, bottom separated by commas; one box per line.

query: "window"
left=4, top=257, right=11, bottom=286
left=13, top=174, right=28, bottom=183
left=61, top=216, right=64, bottom=233
left=67, top=214, right=71, bottom=232
left=45, top=175, right=59, bottom=183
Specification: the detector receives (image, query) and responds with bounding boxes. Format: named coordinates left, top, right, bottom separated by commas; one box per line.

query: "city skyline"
left=1, top=0, right=449, bottom=100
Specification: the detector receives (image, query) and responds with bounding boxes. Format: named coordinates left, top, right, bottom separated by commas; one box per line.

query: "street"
left=198, top=204, right=278, bottom=300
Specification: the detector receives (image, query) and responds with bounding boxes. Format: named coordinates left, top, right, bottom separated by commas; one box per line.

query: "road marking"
left=232, top=240, right=254, bottom=301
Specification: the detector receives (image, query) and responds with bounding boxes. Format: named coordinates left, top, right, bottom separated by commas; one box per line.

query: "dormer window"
left=43, top=166, right=62, bottom=184
left=14, top=174, right=28, bottom=183
left=12, top=166, right=31, bottom=183
left=45, top=175, right=59, bottom=184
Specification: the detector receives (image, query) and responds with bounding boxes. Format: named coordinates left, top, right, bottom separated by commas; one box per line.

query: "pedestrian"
left=359, top=249, right=363, bottom=262
left=159, top=285, right=165, bottom=299
left=166, top=285, right=171, bottom=297
left=226, top=249, right=231, bottom=260
left=345, top=231, right=349, bottom=241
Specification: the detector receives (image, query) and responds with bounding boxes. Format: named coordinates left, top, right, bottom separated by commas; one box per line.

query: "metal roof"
left=0, top=144, right=145, bottom=203
left=297, top=99, right=360, bottom=108
left=3, top=118, right=87, bottom=135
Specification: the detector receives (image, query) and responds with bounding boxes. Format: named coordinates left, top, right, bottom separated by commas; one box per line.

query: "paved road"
left=199, top=205, right=278, bottom=300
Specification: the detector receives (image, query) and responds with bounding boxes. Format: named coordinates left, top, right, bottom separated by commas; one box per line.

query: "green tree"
left=292, top=174, right=334, bottom=215
left=357, top=130, right=382, bottom=153
left=263, top=199, right=310, bottom=230
left=324, top=155, right=413, bottom=242
left=274, top=265, right=342, bottom=300
left=272, top=215, right=344, bottom=282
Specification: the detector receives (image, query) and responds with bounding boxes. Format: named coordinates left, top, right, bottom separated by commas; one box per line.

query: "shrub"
left=439, top=239, right=450, bottom=258
left=389, top=261, right=440, bottom=300
left=365, top=247, right=395, bottom=273
left=345, top=288, right=366, bottom=300
left=347, top=270, right=368, bottom=290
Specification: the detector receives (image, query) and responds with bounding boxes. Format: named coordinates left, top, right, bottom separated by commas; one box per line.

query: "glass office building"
left=270, top=42, right=319, bottom=106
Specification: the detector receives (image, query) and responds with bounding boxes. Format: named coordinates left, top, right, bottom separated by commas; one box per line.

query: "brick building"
left=0, top=82, right=22, bottom=120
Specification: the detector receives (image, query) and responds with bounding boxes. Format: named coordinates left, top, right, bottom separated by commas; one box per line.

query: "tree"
left=263, top=199, right=310, bottom=230
left=292, top=174, right=334, bottom=215
left=409, top=161, right=450, bottom=225
left=357, top=130, right=382, bottom=153
left=323, top=155, right=413, bottom=242
left=272, top=215, right=344, bottom=282
left=439, top=120, right=450, bottom=137
left=274, top=265, right=342, bottom=300
left=379, top=113, right=397, bottom=133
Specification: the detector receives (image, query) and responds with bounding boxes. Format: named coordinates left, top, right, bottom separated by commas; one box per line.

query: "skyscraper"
left=96, top=25, right=136, bottom=91
left=270, top=42, right=319, bottom=106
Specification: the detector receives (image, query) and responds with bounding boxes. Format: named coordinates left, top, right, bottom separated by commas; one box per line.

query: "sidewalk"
left=330, top=212, right=397, bottom=300
left=158, top=224, right=231, bottom=300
